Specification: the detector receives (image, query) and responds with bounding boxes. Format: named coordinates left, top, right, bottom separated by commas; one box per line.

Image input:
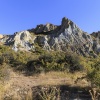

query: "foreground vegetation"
left=0, top=45, right=100, bottom=99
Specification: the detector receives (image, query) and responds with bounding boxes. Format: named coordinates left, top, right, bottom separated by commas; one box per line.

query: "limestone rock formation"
left=0, top=17, right=100, bottom=56
left=0, top=31, right=34, bottom=51
left=0, top=34, right=3, bottom=38
left=33, top=23, right=58, bottom=33
left=91, top=31, right=100, bottom=52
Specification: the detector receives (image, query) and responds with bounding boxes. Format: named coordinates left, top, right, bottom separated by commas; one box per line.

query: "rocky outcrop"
left=0, top=34, right=3, bottom=38
left=91, top=31, right=100, bottom=52
left=0, top=31, right=35, bottom=51
left=32, top=17, right=94, bottom=56
left=33, top=23, right=58, bottom=33
left=12, top=31, right=35, bottom=51
left=0, top=17, right=100, bottom=56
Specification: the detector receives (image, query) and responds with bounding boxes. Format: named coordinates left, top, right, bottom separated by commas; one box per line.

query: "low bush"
left=87, top=60, right=100, bottom=87
left=26, top=52, right=83, bottom=73
left=0, top=64, right=10, bottom=81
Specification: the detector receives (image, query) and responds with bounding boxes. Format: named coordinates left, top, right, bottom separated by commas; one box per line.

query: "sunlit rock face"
left=32, top=17, right=94, bottom=56
left=12, top=31, right=34, bottom=51
left=0, top=34, right=3, bottom=39
left=0, top=31, right=35, bottom=51
left=0, top=17, right=100, bottom=56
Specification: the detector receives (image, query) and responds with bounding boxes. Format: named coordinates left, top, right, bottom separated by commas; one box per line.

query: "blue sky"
left=0, top=0, right=100, bottom=34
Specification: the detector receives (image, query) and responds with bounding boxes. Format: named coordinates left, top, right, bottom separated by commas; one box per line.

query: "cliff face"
left=0, top=17, right=100, bottom=56
left=91, top=31, right=100, bottom=52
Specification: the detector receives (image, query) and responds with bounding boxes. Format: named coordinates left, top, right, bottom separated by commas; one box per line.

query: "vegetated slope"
left=0, top=17, right=100, bottom=99
left=0, top=45, right=99, bottom=99
left=0, top=17, right=100, bottom=56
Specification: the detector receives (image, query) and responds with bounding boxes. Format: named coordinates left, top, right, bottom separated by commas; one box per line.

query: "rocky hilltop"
left=0, top=17, right=100, bottom=56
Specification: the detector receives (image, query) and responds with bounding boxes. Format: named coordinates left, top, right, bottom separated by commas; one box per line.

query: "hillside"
left=0, top=17, right=100, bottom=56
left=0, top=17, right=100, bottom=100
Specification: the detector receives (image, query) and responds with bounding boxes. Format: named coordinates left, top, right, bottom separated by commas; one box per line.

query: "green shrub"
left=87, top=60, right=100, bottom=87
left=26, top=52, right=83, bottom=73
left=0, top=45, right=83, bottom=74
left=88, top=69, right=100, bottom=87
left=65, top=53, right=83, bottom=72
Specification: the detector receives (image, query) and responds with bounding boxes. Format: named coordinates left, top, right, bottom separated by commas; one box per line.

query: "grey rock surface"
left=0, top=17, right=100, bottom=56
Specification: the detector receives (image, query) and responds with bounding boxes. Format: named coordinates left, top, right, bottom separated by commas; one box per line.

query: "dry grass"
left=25, top=89, right=33, bottom=100
left=8, top=71, right=88, bottom=88
left=0, top=70, right=89, bottom=100
left=37, top=71, right=87, bottom=86
left=0, top=80, right=12, bottom=99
